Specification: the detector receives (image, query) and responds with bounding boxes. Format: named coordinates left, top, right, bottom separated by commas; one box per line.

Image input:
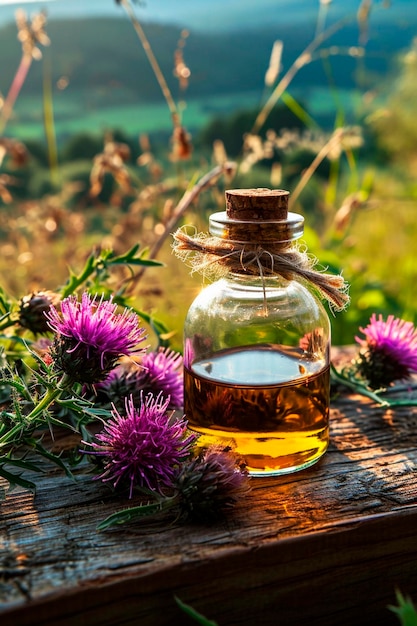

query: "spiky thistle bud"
left=18, top=290, right=60, bottom=334
left=175, top=446, right=250, bottom=522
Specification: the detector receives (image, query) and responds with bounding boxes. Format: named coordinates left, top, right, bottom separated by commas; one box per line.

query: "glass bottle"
left=183, top=188, right=331, bottom=476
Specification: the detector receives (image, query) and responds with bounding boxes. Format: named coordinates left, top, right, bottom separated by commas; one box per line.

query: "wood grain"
left=1, top=347, right=417, bottom=626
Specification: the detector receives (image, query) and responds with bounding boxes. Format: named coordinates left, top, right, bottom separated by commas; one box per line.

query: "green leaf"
left=28, top=439, right=75, bottom=479
left=2, top=456, right=44, bottom=474
left=0, top=286, right=13, bottom=315
left=0, top=375, right=31, bottom=401
left=107, top=244, right=163, bottom=268
left=174, top=596, right=218, bottom=626
left=281, top=90, right=320, bottom=130
left=0, top=465, right=37, bottom=493
left=57, top=397, right=110, bottom=421
left=60, top=253, right=98, bottom=298
left=97, top=497, right=176, bottom=530
left=60, top=244, right=163, bottom=298
left=389, top=590, right=417, bottom=626
left=133, top=308, right=171, bottom=346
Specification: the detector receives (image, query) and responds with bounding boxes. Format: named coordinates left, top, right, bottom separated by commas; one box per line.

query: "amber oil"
left=184, top=345, right=330, bottom=475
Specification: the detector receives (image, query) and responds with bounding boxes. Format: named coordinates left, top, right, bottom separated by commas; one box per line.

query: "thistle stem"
left=0, top=422, right=26, bottom=448
left=330, top=363, right=390, bottom=407
left=25, top=373, right=72, bottom=422
left=331, top=364, right=417, bottom=408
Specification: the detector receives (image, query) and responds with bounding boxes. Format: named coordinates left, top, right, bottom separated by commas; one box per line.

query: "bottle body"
left=183, top=274, right=331, bottom=475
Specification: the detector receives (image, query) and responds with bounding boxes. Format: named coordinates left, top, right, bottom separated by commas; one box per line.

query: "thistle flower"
left=18, top=290, right=60, bottom=334
left=175, top=446, right=250, bottom=522
left=84, top=393, right=196, bottom=497
left=45, top=293, right=146, bottom=384
left=97, top=445, right=251, bottom=530
left=138, top=348, right=183, bottom=408
left=96, top=348, right=183, bottom=409
left=355, top=314, right=417, bottom=389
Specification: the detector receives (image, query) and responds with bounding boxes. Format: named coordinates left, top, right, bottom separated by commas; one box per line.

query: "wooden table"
left=1, top=347, right=417, bottom=626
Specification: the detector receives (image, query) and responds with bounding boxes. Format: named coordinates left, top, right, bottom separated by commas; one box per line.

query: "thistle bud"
left=176, top=446, right=250, bottom=522
left=18, top=290, right=60, bottom=334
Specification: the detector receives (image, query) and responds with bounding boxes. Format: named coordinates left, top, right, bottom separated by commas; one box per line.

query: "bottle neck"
left=222, top=271, right=292, bottom=289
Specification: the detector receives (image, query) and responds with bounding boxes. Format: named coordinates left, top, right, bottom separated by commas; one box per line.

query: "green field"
left=8, top=86, right=365, bottom=143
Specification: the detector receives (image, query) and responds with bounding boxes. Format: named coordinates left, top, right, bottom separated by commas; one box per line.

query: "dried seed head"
left=170, top=125, right=192, bottom=161
left=265, top=40, right=283, bottom=87
left=15, top=9, right=50, bottom=59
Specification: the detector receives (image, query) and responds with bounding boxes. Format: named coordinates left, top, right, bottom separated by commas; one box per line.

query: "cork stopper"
left=209, top=188, right=303, bottom=244
left=225, top=188, right=289, bottom=221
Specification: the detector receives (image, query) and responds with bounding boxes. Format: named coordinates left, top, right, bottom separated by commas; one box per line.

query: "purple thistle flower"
left=45, top=293, right=146, bottom=384
left=176, top=446, right=250, bottom=522
left=95, top=348, right=183, bottom=410
left=355, top=314, right=417, bottom=389
left=139, top=348, right=183, bottom=408
left=84, top=393, right=197, bottom=497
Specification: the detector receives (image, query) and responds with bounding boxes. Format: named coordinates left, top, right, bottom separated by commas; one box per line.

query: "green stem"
left=25, top=373, right=72, bottom=422
left=0, top=422, right=27, bottom=449
left=0, top=315, right=17, bottom=332
left=331, top=364, right=417, bottom=408
left=378, top=398, right=417, bottom=408
left=330, top=363, right=390, bottom=406
left=25, top=386, right=62, bottom=421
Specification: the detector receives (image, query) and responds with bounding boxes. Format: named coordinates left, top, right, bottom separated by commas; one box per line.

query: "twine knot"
left=172, top=227, right=350, bottom=312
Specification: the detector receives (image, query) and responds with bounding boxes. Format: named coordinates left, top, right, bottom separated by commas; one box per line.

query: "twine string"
left=173, top=227, right=350, bottom=312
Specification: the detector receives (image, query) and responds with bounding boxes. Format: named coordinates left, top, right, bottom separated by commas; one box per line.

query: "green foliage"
left=389, top=590, right=417, bottom=626
left=197, top=103, right=306, bottom=156
left=368, top=40, right=417, bottom=163
left=60, top=132, right=104, bottom=162
left=97, top=496, right=176, bottom=530
left=0, top=242, right=170, bottom=497
left=175, top=596, right=218, bottom=626
left=60, top=244, right=163, bottom=298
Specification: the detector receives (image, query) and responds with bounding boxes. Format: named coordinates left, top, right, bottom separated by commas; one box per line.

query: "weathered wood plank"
left=1, top=347, right=417, bottom=625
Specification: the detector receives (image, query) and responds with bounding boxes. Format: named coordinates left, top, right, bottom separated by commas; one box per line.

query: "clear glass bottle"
left=183, top=188, right=331, bottom=476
